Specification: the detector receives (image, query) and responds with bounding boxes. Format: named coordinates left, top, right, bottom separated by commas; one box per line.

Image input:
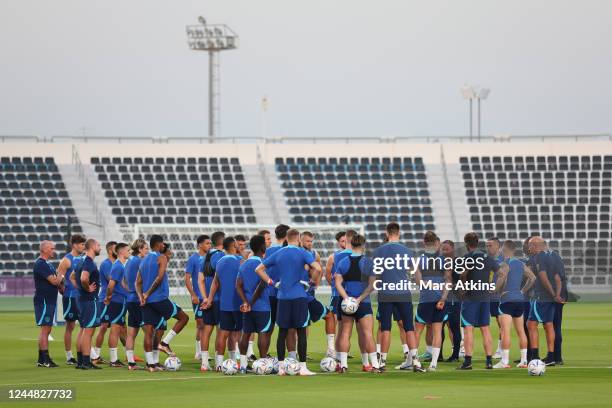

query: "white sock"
left=361, top=352, right=369, bottom=366
left=327, top=334, right=335, bottom=350
left=162, top=330, right=177, bottom=345
left=229, top=350, right=236, bottom=361
left=195, top=340, right=201, bottom=355
left=65, top=350, right=73, bottom=360
left=339, top=352, right=348, bottom=368
left=402, top=343, right=409, bottom=354
left=153, top=350, right=159, bottom=364
left=376, top=343, right=381, bottom=354
left=215, top=354, right=224, bottom=368
left=126, top=349, right=135, bottom=364
left=288, top=351, right=297, bottom=360
left=240, top=354, right=248, bottom=369
left=520, top=348, right=527, bottom=363
left=145, top=351, right=154, bottom=365
left=90, top=347, right=99, bottom=360
left=94, top=347, right=101, bottom=358
left=426, top=345, right=432, bottom=354
left=502, top=349, right=510, bottom=365
left=110, top=347, right=118, bottom=363
left=369, top=352, right=379, bottom=369
left=201, top=351, right=209, bottom=364
left=411, top=349, right=421, bottom=367
left=247, top=341, right=254, bottom=356
left=381, top=352, right=387, bottom=362
left=496, top=339, right=502, bottom=352
left=430, top=347, right=440, bottom=367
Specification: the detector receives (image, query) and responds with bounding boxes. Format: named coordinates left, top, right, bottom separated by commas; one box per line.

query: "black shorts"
left=242, top=310, right=271, bottom=333
left=499, top=302, right=524, bottom=318
left=219, top=310, right=242, bottom=332
left=192, top=301, right=203, bottom=320
left=340, top=302, right=373, bottom=322
left=99, top=302, right=110, bottom=325
left=78, top=299, right=101, bottom=328
left=62, top=296, right=79, bottom=322
left=377, top=301, right=414, bottom=331
left=276, top=298, right=309, bottom=329
left=106, top=301, right=127, bottom=325
left=34, top=297, right=56, bottom=327
left=490, top=301, right=501, bottom=317
left=142, top=299, right=182, bottom=328
left=127, top=301, right=143, bottom=328
left=308, top=298, right=328, bottom=323
left=415, top=302, right=447, bottom=324
left=266, top=296, right=278, bottom=332
left=202, top=302, right=220, bottom=326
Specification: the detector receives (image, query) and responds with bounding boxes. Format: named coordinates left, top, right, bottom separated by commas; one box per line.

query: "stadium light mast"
left=186, top=16, right=238, bottom=142
left=461, top=85, right=490, bottom=142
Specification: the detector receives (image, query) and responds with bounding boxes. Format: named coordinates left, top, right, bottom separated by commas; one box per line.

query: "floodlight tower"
left=186, top=16, right=238, bottom=142
left=461, top=84, right=490, bottom=141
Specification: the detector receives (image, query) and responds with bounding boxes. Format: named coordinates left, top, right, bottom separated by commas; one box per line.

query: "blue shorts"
left=529, top=300, right=555, bottom=323
left=62, top=296, right=79, bottom=322
left=490, top=301, right=501, bottom=317
left=242, top=310, right=271, bottom=333
left=142, top=299, right=181, bottom=328
left=499, top=302, right=524, bottom=318
left=523, top=301, right=531, bottom=321
left=106, top=301, right=127, bottom=325
left=127, top=301, right=143, bottom=328
left=376, top=303, right=402, bottom=322
left=99, top=302, right=110, bottom=325
left=220, top=310, right=243, bottom=331
left=460, top=301, right=490, bottom=328
left=328, top=295, right=341, bottom=318
left=308, top=298, right=328, bottom=323
left=266, top=296, right=278, bottom=332
left=341, top=302, right=373, bottom=322
left=34, top=297, right=56, bottom=327
left=276, top=298, right=309, bottom=329
left=415, top=302, right=447, bottom=324
left=202, top=302, right=220, bottom=326
left=192, top=301, right=203, bottom=320
left=377, top=302, right=414, bottom=331
left=78, top=299, right=101, bottom=328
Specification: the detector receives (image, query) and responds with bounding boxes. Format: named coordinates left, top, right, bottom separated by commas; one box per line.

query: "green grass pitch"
left=1, top=302, right=611, bottom=407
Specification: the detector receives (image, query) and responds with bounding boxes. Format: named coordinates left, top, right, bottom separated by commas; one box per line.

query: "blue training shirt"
left=264, top=244, right=283, bottom=297
left=99, top=258, right=113, bottom=299
left=331, top=249, right=352, bottom=297
left=75, top=256, right=99, bottom=301
left=109, top=259, right=129, bottom=303
left=215, top=254, right=242, bottom=312
left=418, top=251, right=446, bottom=303
left=263, top=245, right=315, bottom=300
left=63, top=253, right=83, bottom=298
left=461, top=250, right=499, bottom=301
left=141, top=252, right=169, bottom=303
left=237, top=256, right=270, bottom=312
left=335, top=254, right=374, bottom=303
left=185, top=252, right=204, bottom=300
left=33, top=258, right=58, bottom=302
left=372, top=242, right=414, bottom=299
left=490, top=253, right=504, bottom=301
left=500, top=257, right=526, bottom=303
left=529, top=251, right=556, bottom=301
left=124, top=255, right=141, bottom=303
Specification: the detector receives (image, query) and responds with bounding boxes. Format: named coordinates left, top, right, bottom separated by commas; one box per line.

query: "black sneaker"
left=66, top=358, right=78, bottom=365
left=542, top=357, right=556, bottom=366
left=556, top=359, right=564, bottom=366
left=47, top=359, right=58, bottom=368
left=92, top=357, right=108, bottom=365
left=36, top=362, right=47, bottom=367
left=89, top=363, right=103, bottom=370
left=347, top=353, right=354, bottom=359
left=456, top=363, right=472, bottom=370
left=445, top=356, right=459, bottom=363
left=248, top=354, right=257, bottom=362
left=110, top=360, right=126, bottom=368
left=75, top=363, right=84, bottom=369
left=485, top=362, right=493, bottom=369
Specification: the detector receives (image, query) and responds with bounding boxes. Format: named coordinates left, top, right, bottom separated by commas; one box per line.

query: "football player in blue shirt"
left=197, top=231, right=225, bottom=370
left=440, top=240, right=462, bottom=363
left=75, top=238, right=102, bottom=370
left=185, top=234, right=211, bottom=361
left=264, top=225, right=290, bottom=338
left=256, top=228, right=321, bottom=375
left=494, top=240, right=536, bottom=368
left=414, top=231, right=452, bottom=371
left=33, top=240, right=64, bottom=368
left=92, top=241, right=116, bottom=365
left=546, top=245, right=567, bottom=365
left=137, top=236, right=190, bottom=372
left=236, top=235, right=270, bottom=370
left=374, top=222, right=423, bottom=372
left=334, top=234, right=380, bottom=373
left=457, top=232, right=499, bottom=370
left=206, top=237, right=243, bottom=370
left=323, top=231, right=347, bottom=357
left=124, top=238, right=149, bottom=370
left=486, top=237, right=504, bottom=359
left=56, top=233, right=86, bottom=365
left=527, top=236, right=562, bottom=366
left=103, top=242, right=131, bottom=367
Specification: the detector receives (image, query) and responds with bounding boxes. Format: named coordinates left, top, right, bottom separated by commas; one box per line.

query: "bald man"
left=33, top=241, right=64, bottom=367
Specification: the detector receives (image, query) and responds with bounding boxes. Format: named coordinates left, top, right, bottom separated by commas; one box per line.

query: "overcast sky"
left=1, top=0, right=611, bottom=139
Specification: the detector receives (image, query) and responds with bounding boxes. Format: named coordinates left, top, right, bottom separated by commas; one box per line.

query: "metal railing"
left=440, top=145, right=459, bottom=241
left=71, top=144, right=107, bottom=239
left=256, top=145, right=280, bottom=223
left=3, top=133, right=610, bottom=145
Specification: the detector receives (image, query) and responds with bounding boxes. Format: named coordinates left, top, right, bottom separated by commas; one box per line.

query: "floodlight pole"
left=208, top=50, right=215, bottom=141
left=469, top=99, right=473, bottom=141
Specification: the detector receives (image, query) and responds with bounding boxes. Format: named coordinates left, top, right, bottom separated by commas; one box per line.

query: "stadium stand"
left=275, top=156, right=434, bottom=247
left=90, top=156, right=256, bottom=225
left=0, top=156, right=81, bottom=276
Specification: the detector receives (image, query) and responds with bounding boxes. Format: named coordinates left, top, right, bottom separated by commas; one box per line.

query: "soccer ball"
left=320, top=357, right=337, bottom=372
left=268, top=357, right=280, bottom=374
left=341, top=297, right=359, bottom=315
left=252, top=359, right=272, bottom=375
left=283, top=358, right=301, bottom=376
left=527, top=359, right=546, bottom=376
left=164, top=356, right=181, bottom=371
left=221, top=359, right=238, bottom=375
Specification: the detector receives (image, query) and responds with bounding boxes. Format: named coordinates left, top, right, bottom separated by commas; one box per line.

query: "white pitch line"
left=1, top=366, right=610, bottom=387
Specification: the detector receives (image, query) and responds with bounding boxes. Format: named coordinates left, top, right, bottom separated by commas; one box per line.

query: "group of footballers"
left=32, top=221, right=567, bottom=375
